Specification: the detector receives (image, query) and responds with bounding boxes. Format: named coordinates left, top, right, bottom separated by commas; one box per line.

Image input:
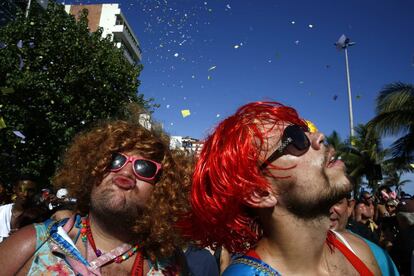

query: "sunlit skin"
left=263, top=125, right=351, bottom=218
left=329, top=198, right=355, bottom=231
left=249, top=125, right=382, bottom=275
left=90, top=151, right=155, bottom=214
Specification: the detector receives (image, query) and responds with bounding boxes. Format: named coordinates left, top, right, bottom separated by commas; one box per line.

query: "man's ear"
left=245, top=189, right=278, bottom=208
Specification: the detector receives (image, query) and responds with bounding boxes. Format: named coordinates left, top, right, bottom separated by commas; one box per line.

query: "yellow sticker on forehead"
left=305, top=120, right=318, bottom=133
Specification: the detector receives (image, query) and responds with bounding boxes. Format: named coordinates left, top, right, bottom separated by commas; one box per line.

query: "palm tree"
left=328, top=125, right=385, bottom=195
left=367, top=82, right=414, bottom=169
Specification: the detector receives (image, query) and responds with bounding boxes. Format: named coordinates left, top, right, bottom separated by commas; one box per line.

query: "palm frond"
left=377, top=82, right=414, bottom=113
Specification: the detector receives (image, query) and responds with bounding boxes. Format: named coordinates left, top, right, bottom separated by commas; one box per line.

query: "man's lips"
left=112, top=175, right=135, bottom=190
left=326, top=149, right=345, bottom=168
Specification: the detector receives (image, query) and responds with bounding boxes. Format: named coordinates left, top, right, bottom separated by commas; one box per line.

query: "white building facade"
left=64, top=3, right=142, bottom=65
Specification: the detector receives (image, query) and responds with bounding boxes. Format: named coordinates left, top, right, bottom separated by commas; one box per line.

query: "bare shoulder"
left=0, top=224, right=37, bottom=275
left=341, top=231, right=381, bottom=275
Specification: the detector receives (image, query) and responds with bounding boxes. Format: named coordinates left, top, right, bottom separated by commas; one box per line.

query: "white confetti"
left=13, top=130, right=26, bottom=139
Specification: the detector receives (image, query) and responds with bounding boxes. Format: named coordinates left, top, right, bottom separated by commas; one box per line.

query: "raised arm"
left=0, top=224, right=37, bottom=275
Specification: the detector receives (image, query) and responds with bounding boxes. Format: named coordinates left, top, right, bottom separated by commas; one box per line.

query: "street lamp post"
left=335, top=34, right=356, bottom=141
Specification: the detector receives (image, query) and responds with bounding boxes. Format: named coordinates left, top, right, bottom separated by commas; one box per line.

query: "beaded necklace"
left=80, top=217, right=139, bottom=264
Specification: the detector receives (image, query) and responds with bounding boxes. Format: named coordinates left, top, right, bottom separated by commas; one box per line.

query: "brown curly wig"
left=52, top=120, right=191, bottom=259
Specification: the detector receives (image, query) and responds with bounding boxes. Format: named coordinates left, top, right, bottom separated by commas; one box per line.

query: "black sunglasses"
left=260, top=125, right=310, bottom=170
left=109, top=152, right=162, bottom=182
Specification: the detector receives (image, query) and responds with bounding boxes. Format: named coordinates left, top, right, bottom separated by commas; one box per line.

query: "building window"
left=115, top=14, right=123, bottom=25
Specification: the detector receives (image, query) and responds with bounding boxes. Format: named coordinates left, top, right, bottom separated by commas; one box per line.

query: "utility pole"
left=335, top=34, right=356, bottom=141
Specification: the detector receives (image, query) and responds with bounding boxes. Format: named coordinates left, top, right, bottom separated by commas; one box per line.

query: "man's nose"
left=119, top=160, right=136, bottom=177
left=310, top=132, right=326, bottom=150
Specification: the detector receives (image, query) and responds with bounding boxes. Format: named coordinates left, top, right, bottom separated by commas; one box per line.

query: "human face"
left=329, top=198, right=354, bottom=231
left=109, top=152, right=162, bottom=182
left=265, top=124, right=352, bottom=219
left=90, top=151, right=157, bottom=221
left=14, top=180, right=37, bottom=206
left=260, top=125, right=310, bottom=170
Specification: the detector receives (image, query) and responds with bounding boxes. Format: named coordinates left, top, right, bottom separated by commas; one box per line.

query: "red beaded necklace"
left=80, top=217, right=144, bottom=275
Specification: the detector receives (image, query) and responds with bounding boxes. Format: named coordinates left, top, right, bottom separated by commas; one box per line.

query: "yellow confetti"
left=181, top=109, right=191, bottom=118
left=0, top=116, right=6, bottom=129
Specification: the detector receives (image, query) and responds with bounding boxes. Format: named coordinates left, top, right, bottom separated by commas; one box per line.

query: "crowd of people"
left=0, top=101, right=412, bottom=275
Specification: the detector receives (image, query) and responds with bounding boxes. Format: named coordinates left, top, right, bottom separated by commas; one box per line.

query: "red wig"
left=186, top=101, right=307, bottom=253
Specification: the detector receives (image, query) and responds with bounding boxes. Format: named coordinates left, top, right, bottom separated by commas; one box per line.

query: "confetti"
left=18, top=54, right=24, bottom=70
left=181, top=109, right=191, bottom=118
left=13, top=130, right=26, bottom=139
left=0, top=117, right=6, bottom=129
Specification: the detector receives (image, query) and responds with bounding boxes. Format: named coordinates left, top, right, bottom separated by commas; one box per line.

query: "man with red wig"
left=185, top=101, right=380, bottom=275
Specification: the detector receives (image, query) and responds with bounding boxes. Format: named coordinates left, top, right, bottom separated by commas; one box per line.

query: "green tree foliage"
left=327, top=125, right=385, bottom=194
left=367, top=82, right=414, bottom=169
left=0, top=2, right=146, bottom=185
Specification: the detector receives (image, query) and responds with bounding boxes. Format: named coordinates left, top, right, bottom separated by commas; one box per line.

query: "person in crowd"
left=0, top=120, right=191, bottom=275
left=0, top=175, right=40, bottom=243
left=385, top=199, right=399, bottom=217
left=392, top=198, right=414, bottom=275
left=182, top=101, right=380, bottom=275
left=352, top=196, right=380, bottom=244
left=329, top=195, right=399, bottom=275
left=376, top=185, right=394, bottom=219
left=0, top=178, right=10, bottom=205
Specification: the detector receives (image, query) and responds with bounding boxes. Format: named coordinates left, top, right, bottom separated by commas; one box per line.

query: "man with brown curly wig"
left=0, top=120, right=190, bottom=275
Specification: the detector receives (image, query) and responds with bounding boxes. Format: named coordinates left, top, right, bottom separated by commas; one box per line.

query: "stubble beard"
left=281, top=170, right=352, bottom=220
left=89, top=185, right=144, bottom=232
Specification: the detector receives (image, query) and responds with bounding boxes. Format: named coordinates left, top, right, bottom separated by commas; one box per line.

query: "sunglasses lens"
left=134, top=160, right=158, bottom=178
left=110, top=153, right=127, bottom=170
left=285, top=125, right=310, bottom=151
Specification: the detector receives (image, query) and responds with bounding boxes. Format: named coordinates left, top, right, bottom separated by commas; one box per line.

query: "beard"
left=280, top=171, right=352, bottom=220
left=89, top=185, right=145, bottom=232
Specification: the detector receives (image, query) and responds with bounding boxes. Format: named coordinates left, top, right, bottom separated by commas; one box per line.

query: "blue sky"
left=64, top=0, right=414, bottom=192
